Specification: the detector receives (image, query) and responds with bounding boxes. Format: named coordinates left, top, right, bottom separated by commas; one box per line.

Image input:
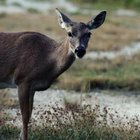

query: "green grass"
left=27, top=8, right=40, bottom=14
left=29, top=0, right=54, bottom=2
left=57, top=54, right=140, bottom=91
left=0, top=125, right=19, bottom=140
left=0, top=0, right=6, bottom=5
left=69, top=0, right=140, bottom=11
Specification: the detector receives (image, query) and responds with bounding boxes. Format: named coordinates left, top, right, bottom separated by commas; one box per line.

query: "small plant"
left=63, top=95, right=82, bottom=112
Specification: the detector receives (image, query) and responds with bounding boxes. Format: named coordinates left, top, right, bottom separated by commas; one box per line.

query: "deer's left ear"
left=87, top=11, right=106, bottom=30
left=56, top=8, right=72, bottom=31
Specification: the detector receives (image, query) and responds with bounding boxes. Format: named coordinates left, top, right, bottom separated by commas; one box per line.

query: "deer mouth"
left=75, top=47, right=86, bottom=58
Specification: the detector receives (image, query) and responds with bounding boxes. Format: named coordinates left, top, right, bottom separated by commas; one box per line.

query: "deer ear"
left=56, top=8, right=72, bottom=31
left=87, top=11, right=106, bottom=30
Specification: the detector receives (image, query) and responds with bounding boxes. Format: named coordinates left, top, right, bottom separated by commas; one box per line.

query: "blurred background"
left=0, top=0, right=140, bottom=139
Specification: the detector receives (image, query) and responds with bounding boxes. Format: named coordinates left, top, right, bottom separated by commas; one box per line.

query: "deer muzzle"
left=75, top=46, right=86, bottom=58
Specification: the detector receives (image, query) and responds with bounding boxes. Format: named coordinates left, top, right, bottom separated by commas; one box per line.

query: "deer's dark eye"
left=86, top=32, right=91, bottom=38
left=68, top=32, right=73, bottom=37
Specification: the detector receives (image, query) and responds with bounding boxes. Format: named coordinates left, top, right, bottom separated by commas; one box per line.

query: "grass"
left=57, top=53, right=140, bottom=91
left=29, top=0, right=53, bottom=2
left=70, top=0, right=140, bottom=11
left=11, top=2, right=23, bottom=7
left=0, top=125, right=19, bottom=140
left=27, top=8, right=40, bottom=14
left=0, top=103, right=140, bottom=140
left=0, top=89, right=18, bottom=108
left=0, top=0, right=6, bottom=5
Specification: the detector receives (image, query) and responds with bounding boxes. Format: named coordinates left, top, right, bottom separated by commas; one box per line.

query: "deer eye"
left=68, top=32, right=73, bottom=37
left=85, top=32, right=91, bottom=38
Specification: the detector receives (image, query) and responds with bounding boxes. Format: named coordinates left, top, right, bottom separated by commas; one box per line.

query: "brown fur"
left=0, top=32, right=75, bottom=140
left=0, top=32, right=75, bottom=90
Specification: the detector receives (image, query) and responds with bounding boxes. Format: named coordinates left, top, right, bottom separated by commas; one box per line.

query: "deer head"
left=56, top=8, right=106, bottom=59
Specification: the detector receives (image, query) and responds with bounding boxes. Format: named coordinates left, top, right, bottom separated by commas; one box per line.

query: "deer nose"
left=75, top=46, right=86, bottom=58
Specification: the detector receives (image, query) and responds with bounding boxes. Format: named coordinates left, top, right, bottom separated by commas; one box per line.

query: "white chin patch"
left=69, top=46, right=82, bottom=59
left=69, top=47, right=76, bottom=56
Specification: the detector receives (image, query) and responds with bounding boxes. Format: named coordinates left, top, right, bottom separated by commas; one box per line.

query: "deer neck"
left=55, top=38, right=76, bottom=73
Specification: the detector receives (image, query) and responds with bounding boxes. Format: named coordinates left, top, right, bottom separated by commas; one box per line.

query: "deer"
left=0, top=8, right=106, bottom=140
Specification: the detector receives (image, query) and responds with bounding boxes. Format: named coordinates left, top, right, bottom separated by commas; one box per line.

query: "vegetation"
left=0, top=89, right=17, bottom=108
left=69, top=0, right=140, bottom=10
left=27, top=8, right=40, bottom=14
left=57, top=53, right=140, bottom=91
left=1, top=103, right=140, bottom=140
left=11, top=2, right=23, bottom=7
left=29, top=0, right=54, bottom=2
left=0, top=0, right=6, bottom=5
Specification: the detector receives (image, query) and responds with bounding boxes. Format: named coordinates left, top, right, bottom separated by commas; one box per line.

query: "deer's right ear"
left=56, top=8, right=72, bottom=31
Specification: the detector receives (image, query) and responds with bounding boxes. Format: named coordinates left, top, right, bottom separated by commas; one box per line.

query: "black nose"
left=75, top=46, right=86, bottom=58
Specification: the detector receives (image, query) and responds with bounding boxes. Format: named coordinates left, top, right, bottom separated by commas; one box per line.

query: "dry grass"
left=0, top=89, right=17, bottom=108
left=1, top=102, right=140, bottom=140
